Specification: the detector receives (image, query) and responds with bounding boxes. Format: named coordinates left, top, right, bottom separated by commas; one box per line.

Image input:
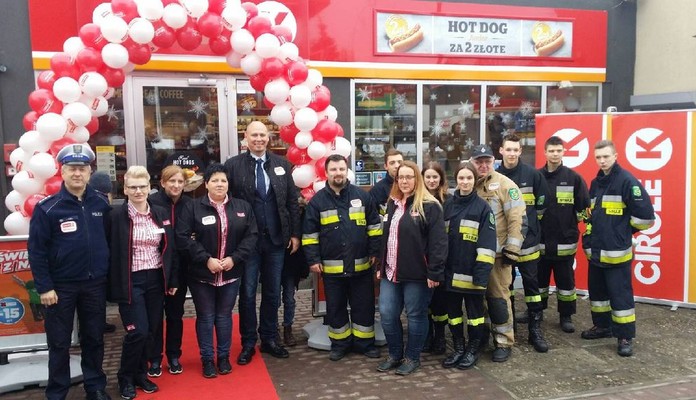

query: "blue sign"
left=0, top=297, right=25, bottom=325
left=355, top=160, right=364, bottom=172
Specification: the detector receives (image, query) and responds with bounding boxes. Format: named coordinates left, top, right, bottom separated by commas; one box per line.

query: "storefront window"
left=546, top=85, right=599, bottom=113
left=485, top=85, right=541, bottom=165
left=89, top=88, right=127, bottom=200
left=354, top=83, right=417, bottom=186
left=236, top=88, right=284, bottom=156
left=422, top=84, right=481, bottom=185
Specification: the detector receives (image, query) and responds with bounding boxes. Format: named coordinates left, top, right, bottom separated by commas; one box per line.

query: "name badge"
left=350, top=199, right=362, bottom=207
left=488, top=182, right=500, bottom=191
left=60, top=221, right=77, bottom=233
left=237, top=212, right=246, bottom=217
left=383, top=214, right=389, bottom=222
left=202, top=215, right=216, bottom=225
left=152, top=228, right=165, bottom=234
left=274, top=166, right=285, bottom=176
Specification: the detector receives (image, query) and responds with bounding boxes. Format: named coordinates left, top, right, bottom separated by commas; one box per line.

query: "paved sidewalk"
left=3, top=289, right=696, bottom=399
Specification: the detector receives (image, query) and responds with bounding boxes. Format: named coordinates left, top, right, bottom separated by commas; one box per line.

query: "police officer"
left=28, top=144, right=112, bottom=400
left=497, top=134, right=549, bottom=353
left=369, top=148, right=403, bottom=215
left=303, top=155, right=382, bottom=361
left=538, top=136, right=590, bottom=333
left=581, top=140, right=655, bottom=357
left=471, top=145, right=526, bottom=362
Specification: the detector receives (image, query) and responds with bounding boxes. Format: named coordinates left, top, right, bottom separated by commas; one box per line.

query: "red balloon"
left=262, top=95, right=275, bottom=109
left=208, top=0, right=227, bottom=15
left=124, top=40, right=152, bottom=65
left=313, top=119, right=339, bottom=143
left=28, top=89, right=62, bottom=115
left=50, top=52, right=80, bottom=79
left=23, top=194, right=47, bottom=216
left=286, top=145, right=309, bottom=165
left=79, top=23, right=107, bottom=51
left=309, top=85, right=331, bottom=112
left=111, top=0, right=138, bottom=22
left=300, top=187, right=315, bottom=201
left=246, top=16, right=272, bottom=38
left=86, top=117, right=100, bottom=135
left=285, top=61, right=308, bottom=85
left=177, top=27, right=203, bottom=51
left=36, top=70, right=57, bottom=90
left=100, top=66, right=126, bottom=87
left=336, top=124, right=344, bottom=137
left=241, top=2, right=259, bottom=25
left=272, top=25, right=292, bottom=43
left=43, top=176, right=63, bottom=196
left=249, top=72, right=269, bottom=92
left=209, top=35, right=232, bottom=55
left=279, top=124, right=299, bottom=144
left=261, top=57, right=285, bottom=79
left=49, top=137, right=76, bottom=156
left=198, top=12, right=224, bottom=38
left=23, top=111, right=40, bottom=131
left=76, top=47, right=104, bottom=72
left=152, top=21, right=177, bottom=49
left=315, top=157, right=328, bottom=180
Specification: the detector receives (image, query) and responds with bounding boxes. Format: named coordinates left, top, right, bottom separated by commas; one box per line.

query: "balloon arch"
left=5, top=0, right=352, bottom=235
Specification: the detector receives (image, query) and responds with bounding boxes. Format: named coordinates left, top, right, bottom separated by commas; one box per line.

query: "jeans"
left=188, top=279, right=240, bottom=361
left=378, top=279, right=433, bottom=362
left=239, top=235, right=285, bottom=347
left=118, top=269, right=164, bottom=383
left=281, top=266, right=296, bottom=327
left=44, top=278, right=107, bottom=400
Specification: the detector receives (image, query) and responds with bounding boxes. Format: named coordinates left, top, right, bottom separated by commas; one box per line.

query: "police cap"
left=57, top=144, right=95, bottom=165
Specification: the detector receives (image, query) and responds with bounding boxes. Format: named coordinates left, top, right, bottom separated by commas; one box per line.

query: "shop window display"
left=88, top=87, right=127, bottom=200
left=236, top=90, right=284, bottom=155
left=546, top=85, right=599, bottom=113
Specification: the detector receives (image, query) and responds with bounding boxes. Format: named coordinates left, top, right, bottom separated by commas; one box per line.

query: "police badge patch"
left=509, top=188, right=520, bottom=200
left=489, top=212, right=495, bottom=225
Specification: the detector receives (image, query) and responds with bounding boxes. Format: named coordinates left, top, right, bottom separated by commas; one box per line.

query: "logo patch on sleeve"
left=632, top=186, right=641, bottom=197
left=508, top=188, right=520, bottom=200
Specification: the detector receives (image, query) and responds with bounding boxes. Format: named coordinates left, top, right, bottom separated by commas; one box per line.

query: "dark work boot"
left=283, top=325, right=297, bottom=347
left=421, top=316, right=435, bottom=353
left=560, top=315, right=575, bottom=333
left=431, top=323, right=446, bottom=355
left=458, top=325, right=484, bottom=369
left=528, top=310, right=549, bottom=353
left=442, top=336, right=465, bottom=368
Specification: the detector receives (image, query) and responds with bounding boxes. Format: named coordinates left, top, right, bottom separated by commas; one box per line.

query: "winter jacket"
left=369, top=174, right=394, bottom=215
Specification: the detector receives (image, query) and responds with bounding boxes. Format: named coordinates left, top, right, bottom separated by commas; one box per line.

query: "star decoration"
left=430, top=93, right=438, bottom=101
left=465, top=137, right=475, bottom=149
left=383, top=113, right=392, bottom=120
left=394, top=92, right=407, bottom=113
left=548, top=97, right=565, bottom=113
left=488, top=93, right=501, bottom=107
left=500, top=112, right=513, bottom=126
left=357, top=87, right=372, bottom=101
left=145, top=92, right=157, bottom=106
left=241, top=99, right=254, bottom=113
left=188, top=97, right=209, bottom=118
left=487, top=113, right=496, bottom=122
left=430, top=120, right=445, bottom=136
left=443, top=110, right=450, bottom=116
left=458, top=101, right=475, bottom=118
left=193, top=126, right=208, bottom=140
left=519, top=101, right=535, bottom=117
left=406, top=124, right=414, bottom=132
left=207, top=146, right=216, bottom=155
left=106, top=104, right=118, bottom=122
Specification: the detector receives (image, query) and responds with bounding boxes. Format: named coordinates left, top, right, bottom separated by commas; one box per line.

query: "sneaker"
left=395, top=358, right=420, bottom=375
left=217, top=357, right=232, bottom=374
left=202, top=360, right=217, bottom=378
left=580, top=325, right=612, bottom=340
left=134, top=377, right=158, bottom=394
left=617, top=338, right=633, bottom=357
left=560, top=315, right=575, bottom=333
left=376, top=356, right=402, bottom=372
left=492, top=346, right=512, bottom=362
left=118, top=382, right=136, bottom=400
left=147, top=361, right=162, bottom=378
left=168, top=358, right=183, bottom=375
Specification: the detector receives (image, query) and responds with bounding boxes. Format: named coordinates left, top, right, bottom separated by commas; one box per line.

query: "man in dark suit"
left=225, top=121, right=301, bottom=364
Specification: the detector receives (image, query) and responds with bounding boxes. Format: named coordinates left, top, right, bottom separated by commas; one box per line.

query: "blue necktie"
left=256, top=158, right=266, bottom=196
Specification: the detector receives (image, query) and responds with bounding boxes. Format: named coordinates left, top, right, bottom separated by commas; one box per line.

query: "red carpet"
left=147, top=315, right=278, bottom=400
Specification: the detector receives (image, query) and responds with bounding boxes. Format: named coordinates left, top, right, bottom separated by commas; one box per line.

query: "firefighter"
left=497, top=134, right=549, bottom=353
left=302, top=155, right=383, bottom=361
left=538, top=136, right=590, bottom=333
left=581, top=140, right=655, bottom=357
left=471, top=145, right=526, bottom=362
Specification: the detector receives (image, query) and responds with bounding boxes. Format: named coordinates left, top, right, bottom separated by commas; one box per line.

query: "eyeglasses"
left=397, top=175, right=416, bottom=181
left=126, top=185, right=149, bottom=192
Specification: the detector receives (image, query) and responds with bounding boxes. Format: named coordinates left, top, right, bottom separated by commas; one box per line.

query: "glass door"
left=127, top=75, right=236, bottom=197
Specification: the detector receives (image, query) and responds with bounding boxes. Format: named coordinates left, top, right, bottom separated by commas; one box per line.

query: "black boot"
left=516, top=310, right=530, bottom=324
left=458, top=325, right=483, bottom=370
left=431, top=323, right=446, bottom=355
left=442, top=336, right=465, bottom=368
left=421, top=315, right=435, bottom=353
left=528, top=310, right=549, bottom=353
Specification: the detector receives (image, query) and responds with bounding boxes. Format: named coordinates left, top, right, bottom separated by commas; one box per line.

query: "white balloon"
left=103, top=87, right=116, bottom=99
left=270, top=103, right=294, bottom=127
left=230, top=29, right=255, bottom=55
left=255, top=33, right=280, bottom=59
left=303, top=68, right=323, bottom=90
left=221, top=6, right=247, bottom=31
left=289, top=85, right=312, bottom=109
left=5, top=190, right=27, bottom=213
left=240, top=52, right=263, bottom=76
left=307, top=141, right=327, bottom=160
left=100, top=15, right=129, bottom=43
left=10, top=148, right=31, bottom=171
left=19, top=130, right=51, bottom=153
left=162, top=4, right=188, bottom=29
left=122, top=62, right=136, bottom=73
left=292, top=164, right=316, bottom=188
left=226, top=51, right=243, bottom=68
left=63, top=37, right=85, bottom=58
left=294, top=131, right=313, bottom=149
left=12, top=170, right=46, bottom=197
left=128, top=18, right=155, bottom=44
left=137, top=0, right=164, bottom=21
left=332, top=136, right=352, bottom=158
left=79, top=72, right=109, bottom=98
left=27, top=152, right=59, bottom=180
left=4, top=212, right=31, bottom=236
left=181, top=0, right=209, bottom=18
left=101, top=43, right=130, bottom=68
left=318, top=105, right=338, bottom=121
left=347, top=169, right=355, bottom=183
left=36, top=113, right=68, bottom=141
left=264, top=78, right=290, bottom=105
left=65, top=126, right=91, bottom=143
left=81, top=96, right=109, bottom=117
left=279, top=42, right=299, bottom=62
left=313, top=179, right=326, bottom=192
left=294, top=107, right=319, bottom=132
left=92, top=3, right=113, bottom=26
left=52, top=77, right=82, bottom=103
left=62, top=102, right=93, bottom=128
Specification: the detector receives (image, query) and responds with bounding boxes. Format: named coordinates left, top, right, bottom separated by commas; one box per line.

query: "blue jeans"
left=239, top=236, right=285, bottom=347
left=281, top=266, right=296, bottom=327
left=44, top=278, right=107, bottom=400
left=378, top=279, right=433, bottom=362
left=188, top=279, right=240, bottom=361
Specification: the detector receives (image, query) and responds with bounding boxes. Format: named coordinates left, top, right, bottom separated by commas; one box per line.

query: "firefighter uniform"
left=539, top=163, right=590, bottom=319
left=302, top=184, right=382, bottom=353
left=474, top=170, right=526, bottom=350
left=582, top=163, right=654, bottom=340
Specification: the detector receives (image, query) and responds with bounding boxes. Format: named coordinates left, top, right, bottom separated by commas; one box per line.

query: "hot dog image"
left=531, top=22, right=565, bottom=57
left=385, top=14, right=424, bottom=53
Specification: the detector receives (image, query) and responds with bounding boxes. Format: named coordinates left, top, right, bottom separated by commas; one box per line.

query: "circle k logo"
left=552, top=128, right=589, bottom=168
left=625, top=128, right=673, bottom=171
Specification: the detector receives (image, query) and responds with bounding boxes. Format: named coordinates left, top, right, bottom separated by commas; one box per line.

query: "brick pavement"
left=3, top=289, right=696, bottom=400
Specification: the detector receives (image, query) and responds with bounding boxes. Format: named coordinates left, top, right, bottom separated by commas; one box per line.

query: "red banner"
left=611, top=112, right=686, bottom=302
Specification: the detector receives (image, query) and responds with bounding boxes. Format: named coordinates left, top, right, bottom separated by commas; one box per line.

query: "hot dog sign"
left=375, top=11, right=573, bottom=58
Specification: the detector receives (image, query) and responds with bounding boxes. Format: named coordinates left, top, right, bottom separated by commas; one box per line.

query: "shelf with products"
left=236, top=93, right=288, bottom=155
left=355, top=113, right=417, bottom=172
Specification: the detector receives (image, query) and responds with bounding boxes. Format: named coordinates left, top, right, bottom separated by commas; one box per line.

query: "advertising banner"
left=611, top=112, right=687, bottom=302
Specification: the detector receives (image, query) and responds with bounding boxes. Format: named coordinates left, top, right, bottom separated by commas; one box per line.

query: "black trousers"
left=510, top=258, right=543, bottom=312
left=538, top=256, right=577, bottom=316
left=445, top=291, right=485, bottom=339
left=588, top=262, right=635, bottom=339
left=323, top=272, right=375, bottom=352
left=151, top=271, right=188, bottom=363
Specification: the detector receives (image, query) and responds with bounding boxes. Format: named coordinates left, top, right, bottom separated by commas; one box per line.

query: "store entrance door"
left=127, top=75, right=237, bottom=195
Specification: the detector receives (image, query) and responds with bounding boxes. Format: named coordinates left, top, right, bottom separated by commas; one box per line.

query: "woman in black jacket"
left=376, top=160, right=447, bottom=376
left=108, top=166, right=178, bottom=400
left=176, top=163, right=258, bottom=379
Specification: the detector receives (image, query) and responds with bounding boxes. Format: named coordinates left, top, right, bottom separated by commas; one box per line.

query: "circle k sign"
left=625, top=128, right=673, bottom=171
left=553, top=128, right=589, bottom=168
